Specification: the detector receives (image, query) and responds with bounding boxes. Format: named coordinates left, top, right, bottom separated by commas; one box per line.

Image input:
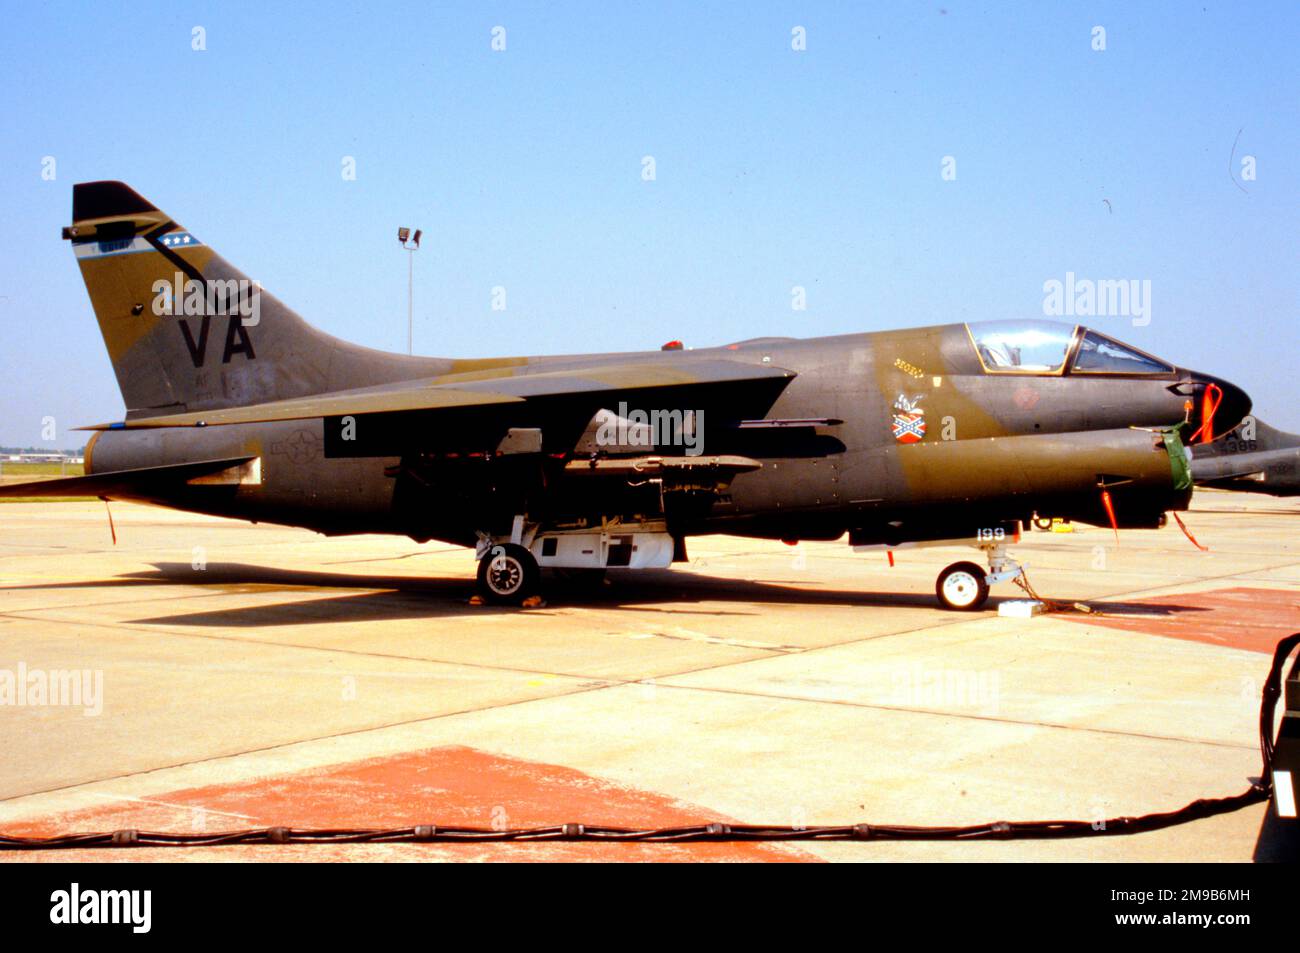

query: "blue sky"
left=1, top=1, right=1297, bottom=447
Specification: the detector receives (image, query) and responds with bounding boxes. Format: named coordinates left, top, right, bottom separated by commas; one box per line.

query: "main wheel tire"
left=1032, top=517, right=1053, bottom=531
left=936, top=561, right=990, bottom=611
left=477, top=543, right=540, bottom=605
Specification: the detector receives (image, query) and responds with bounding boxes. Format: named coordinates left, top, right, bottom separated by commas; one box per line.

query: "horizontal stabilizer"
left=0, top=456, right=255, bottom=500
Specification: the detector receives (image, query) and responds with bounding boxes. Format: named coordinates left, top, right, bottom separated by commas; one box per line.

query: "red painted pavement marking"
left=1067, top=587, right=1299, bottom=655
left=4, top=746, right=813, bottom=862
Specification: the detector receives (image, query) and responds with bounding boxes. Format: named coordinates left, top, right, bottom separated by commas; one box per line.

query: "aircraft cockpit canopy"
left=965, top=321, right=1174, bottom=376
left=967, top=320, right=1075, bottom=374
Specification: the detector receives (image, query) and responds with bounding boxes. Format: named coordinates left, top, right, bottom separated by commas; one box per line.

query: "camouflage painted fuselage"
left=35, top=181, right=1252, bottom=551
left=85, top=323, right=1235, bottom=547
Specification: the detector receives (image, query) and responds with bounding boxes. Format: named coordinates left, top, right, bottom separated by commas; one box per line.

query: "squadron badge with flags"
left=891, top=393, right=927, bottom=443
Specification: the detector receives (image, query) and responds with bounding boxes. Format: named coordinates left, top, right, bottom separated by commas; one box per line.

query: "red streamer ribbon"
left=1172, top=511, right=1209, bottom=551
left=1100, top=488, right=1119, bottom=546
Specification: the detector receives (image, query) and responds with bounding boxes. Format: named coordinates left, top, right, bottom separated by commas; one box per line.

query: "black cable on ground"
left=2, top=633, right=1296, bottom=850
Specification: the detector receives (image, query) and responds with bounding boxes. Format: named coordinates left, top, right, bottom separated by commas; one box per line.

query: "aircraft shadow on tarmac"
left=121, top=562, right=951, bottom=626
left=1073, top=600, right=1215, bottom=618
left=2, top=561, right=1214, bottom=628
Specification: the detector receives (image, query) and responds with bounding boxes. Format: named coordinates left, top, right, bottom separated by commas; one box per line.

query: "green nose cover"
left=1163, top=424, right=1193, bottom=492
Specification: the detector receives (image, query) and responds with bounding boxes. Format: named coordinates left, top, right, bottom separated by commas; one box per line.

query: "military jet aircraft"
left=1, top=181, right=1252, bottom=609
left=1191, top=417, right=1300, bottom=496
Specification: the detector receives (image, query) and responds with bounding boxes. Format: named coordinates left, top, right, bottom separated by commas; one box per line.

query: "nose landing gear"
left=935, top=561, right=988, bottom=611
left=935, top=540, right=1025, bottom=611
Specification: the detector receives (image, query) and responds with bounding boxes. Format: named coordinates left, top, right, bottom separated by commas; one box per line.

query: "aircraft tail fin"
left=65, top=181, right=435, bottom=419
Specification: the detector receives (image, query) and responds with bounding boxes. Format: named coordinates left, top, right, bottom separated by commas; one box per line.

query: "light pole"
left=397, top=227, right=422, bottom=354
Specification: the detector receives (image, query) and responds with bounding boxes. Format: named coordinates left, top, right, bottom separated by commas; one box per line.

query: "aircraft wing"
left=78, top=359, right=795, bottom=430
left=78, top=385, right=522, bottom=429
left=1199, top=465, right=1267, bottom=483
left=1192, top=447, right=1296, bottom=483
left=0, top=456, right=256, bottom=501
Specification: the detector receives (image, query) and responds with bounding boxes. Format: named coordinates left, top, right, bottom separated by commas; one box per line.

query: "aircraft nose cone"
left=1191, top=372, right=1252, bottom=441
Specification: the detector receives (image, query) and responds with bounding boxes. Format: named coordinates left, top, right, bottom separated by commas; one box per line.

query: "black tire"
left=476, top=543, right=540, bottom=605
left=936, top=561, right=990, bottom=611
left=1032, top=517, right=1053, bottom=531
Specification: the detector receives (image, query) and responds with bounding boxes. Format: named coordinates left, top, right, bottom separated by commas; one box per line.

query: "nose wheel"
left=934, top=538, right=1026, bottom=611
left=936, top=561, right=990, bottom=611
left=476, top=543, right=540, bottom=605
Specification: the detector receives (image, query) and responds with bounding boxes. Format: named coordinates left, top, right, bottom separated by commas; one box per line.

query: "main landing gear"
left=476, top=543, right=541, bottom=605
left=935, top=540, right=1025, bottom=611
